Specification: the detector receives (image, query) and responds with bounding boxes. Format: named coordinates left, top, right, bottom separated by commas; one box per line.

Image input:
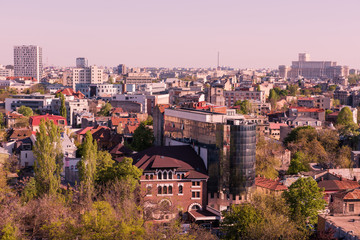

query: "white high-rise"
left=14, top=45, right=43, bottom=82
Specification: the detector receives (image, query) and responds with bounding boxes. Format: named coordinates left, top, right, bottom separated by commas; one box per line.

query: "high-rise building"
left=14, top=45, right=42, bottom=82
left=117, top=64, right=127, bottom=75
left=76, top=57, right=88, bottom=68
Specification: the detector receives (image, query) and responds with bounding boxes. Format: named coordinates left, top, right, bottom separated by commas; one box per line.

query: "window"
left=163, top=172, right=167, bottom=180
left=163, top=186, right=167, bottom=194
left=168, top=186, right=172, bottom=194
left=150, top=175, right=153, bottom=180
left=192, top=192, right=195, bottom=198
left=158, top=172, right=162, bottom=180
left=168, top=172, right=172, bottom=179
left=349, top=204, right=355, bottom=212
left=158, top=186, right=162, bottom=194
left=177, top=174, right=180, bottom=179
left=146, top=185, right=152, bottom=195
left=181, top=174, right=185, bottom=179
left=196, top=192, right=200, bottom=198
left=146, top=175, right=149, bottom=180
left=192, top=205, right=200, bottom=210
left=179, top=185, right=183, bottom=194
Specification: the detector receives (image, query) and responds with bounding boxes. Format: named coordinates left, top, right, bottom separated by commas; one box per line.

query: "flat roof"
left=324, top=215, right=360, bottom=237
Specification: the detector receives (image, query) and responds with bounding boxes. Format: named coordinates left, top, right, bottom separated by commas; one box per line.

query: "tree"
left=333, top=99, right=340, bottom=107
left=287, top=151, right=309, bottom=174
left=99, top=103, right=112, bottom=116
left=234, top=100, right=252, bottom=114
left=328, top=85, right=337, bottom=91
left=256, top=137, right=282, bottom=179
left=287, top=84, right=299, bottom=96
left=0, top=112, right=4, bottom=128
left=17, top=105, right=33, bottom=117
left=108, top=76, right=114, bottom=84
left=59, top=93, right=67, bottom=119
left=144, top=115, right=153, bottom=126
left=256, top=85, right=261, bottom=91
left=77, top=131, right=98, bottom=200
left=268, top=89, right=279, bottom=110
left=222, top=203, right=264, bottom=239
left=337, top=107, right=355, bottom=126
left=131, top=123, right=154, bottom=152
left=283, top=177, right=326, bottom=227
left=33, top=120, right=63, bottom=197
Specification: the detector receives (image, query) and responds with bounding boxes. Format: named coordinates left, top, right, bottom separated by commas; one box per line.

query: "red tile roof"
left=298, top=97, right=315, bottom=101
left=132, top=146, right=208, bottom=179
left=56, top=88, right=85, bottom=99
left=6, top=111, right=23, bottom=119
left=255, top=176, right=288, bottom=191
left=289, top=106, right=324, bottom=113
left=29, top=114, right=67, bottom=126
left=269, top=122, right=288, bottom=130
left=318, top=179, right=360, bottom=191
left=76, top=127, right=94, bottom=135
left=109, top=143, right=133, bottom=155
left=111, top=116, right=139, bottom=127
left=332, top=189, right=360, bottom=200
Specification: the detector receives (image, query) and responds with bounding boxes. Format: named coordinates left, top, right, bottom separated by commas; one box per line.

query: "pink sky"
left=1, top=0, right=360, bottom=69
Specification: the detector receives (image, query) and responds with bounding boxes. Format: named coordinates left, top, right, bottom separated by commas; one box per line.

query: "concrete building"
left=157, top=108, right=257, bottom=213
left=76, top=57, right=88, bottom=68
left=224, top=90, right=266, bottom=106
left=76, top=83, right=123, bottom=98
left=5, top=93, right=55, bottom=113
left=117, top=64, right=127, bottom=75
left=51, top=96, right=89, bottom=127
left=14, top=45, right=42, bottom=82
left=70, top=66, right=104, bottom=89
left=279, top=53, right=349, bottom=80
left=0, top=65, right=14, bottom=78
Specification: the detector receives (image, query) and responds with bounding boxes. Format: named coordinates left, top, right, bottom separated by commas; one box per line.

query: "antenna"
left=217, top=51, right=220, bottom=68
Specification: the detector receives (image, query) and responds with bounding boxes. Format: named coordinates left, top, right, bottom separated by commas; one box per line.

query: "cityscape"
left=1, top=1, right=360, bottom=240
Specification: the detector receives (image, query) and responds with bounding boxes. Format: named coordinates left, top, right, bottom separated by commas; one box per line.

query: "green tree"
left=78, top=131, right=98, bottom=200
left=0, top=112, right=4, bottom=128
left=131, top=123, right=154, bottom=152
left=287, top=151, right=309, bottom=174
left=108, top=76, right=114, bottom=84
left=99, top=103, right=112, bottom=116
left=234, top=100, right=252, bottom=114
left=222, top=203, right=264, bottom=239
left=256, top=85, right=261, bottom=91
left=21, top=177, right=37, bottom=203
left=287, top=84, right=299, bottom=96
left=268, top=89, right=279, bottom=110
left=17, top=105, right=33, bottom=117
left=256, top=137, right=282, bottom=179
left=59, top=93, right=67, bottom=119
left=33, top=120, right=63, bottom=196
left=333, top=99, right=340, bottom=107
left=283, top=177, right=326, bottom=227
left=1, top=223, right=18, bottom=240
left=337, top=106, right=355, bottom=125
left=328, top=85, right=337, bottom=91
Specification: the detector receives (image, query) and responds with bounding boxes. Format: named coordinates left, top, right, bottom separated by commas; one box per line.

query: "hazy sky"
left=1, top=0, right=360, bottom=69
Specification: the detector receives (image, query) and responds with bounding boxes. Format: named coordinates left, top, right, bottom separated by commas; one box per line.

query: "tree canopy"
left=283, top=177, right=326, bottom=227
left=59, top=93, right=67, bottom=119
left=99, top=103, right=112, bottom=116
left=131, top=123, right=154, bottom=152
left=234, top=99, right=252, bottom=114
left=18, top=105, right=33, bottom=117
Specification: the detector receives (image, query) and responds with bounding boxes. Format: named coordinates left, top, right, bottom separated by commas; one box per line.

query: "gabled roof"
left=332, top=188, right=360, bottom=200
left=318, top=179, right=360, bottom=191
left=289, top=106, right=324, bottom=113
left=109, top=143, right=132, bottom=155
left=255, top=176, right=288, bottom=191
left=8, top=128, right=32, bottom=140
left=56, top=88, right=85, bottom=99
left=131, top=146, right=208, bottom=179
left=76, top=127, right=94, bottom=135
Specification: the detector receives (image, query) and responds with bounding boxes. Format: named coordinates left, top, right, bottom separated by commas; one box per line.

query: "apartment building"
left=224, top=90, right=265, bottom=106
left=70, top=66, right=104, bottom=89
left=5, top=93, right=55, bottom=113
left=14, top=45, right=42, bottom=82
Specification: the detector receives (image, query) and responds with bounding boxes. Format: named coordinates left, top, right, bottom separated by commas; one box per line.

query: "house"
left=5, top=111, right=23, bottom=128
left=29, top=114, right=67, bottom=131
left=131, top=146, right=209, bottom=221
left=255, top=176, right=288, bottom=196
left=269, top=123, right=288, bottom=140
left=7, top=128, right=33, bottom=141
left=318, top=178, right=360, bottom=203
left=55, top=88, right=85, bottom=99
left=330, top=189, right=360, bottom=215
left=109, top=142, right=133, bottom=160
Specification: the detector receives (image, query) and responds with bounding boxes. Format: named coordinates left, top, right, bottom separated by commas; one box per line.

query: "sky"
left=1, top=0, right=360, bottom=69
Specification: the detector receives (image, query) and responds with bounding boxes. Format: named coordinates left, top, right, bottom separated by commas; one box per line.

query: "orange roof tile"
left=255, top=176, right=288, bottom=191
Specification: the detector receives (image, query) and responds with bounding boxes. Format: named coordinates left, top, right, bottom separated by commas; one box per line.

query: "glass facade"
left=229, top=123, right=256, bottom=195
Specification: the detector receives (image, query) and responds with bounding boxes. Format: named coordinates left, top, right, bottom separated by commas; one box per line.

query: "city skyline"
left=1, top=0, right=360, bottom=68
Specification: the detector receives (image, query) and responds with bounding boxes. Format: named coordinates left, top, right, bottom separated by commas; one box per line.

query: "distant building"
left=29, top=114, right=67, bottom=131
left=70, top=66, right=104, bottom=89
left=0, top=65, right=14, bottom=78
left=76, top=57, right=88, bottom=68
left=5, top=93, right=56, bottom=113
left=279, top=53, right=349, bottom=80
left=14, top=45, right=42, bottom=82
left=117, top=64, right=126, bottom=75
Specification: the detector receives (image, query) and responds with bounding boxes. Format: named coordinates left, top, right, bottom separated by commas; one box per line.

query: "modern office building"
left=279, top=53, right=349, bottom=80
left=76, top=57, right=88, bottom=68
left=14, top=45, right=43, bottom=82
left=156, top=107, right=256, bottom=213
left=5, top=93, right=55, bottom=113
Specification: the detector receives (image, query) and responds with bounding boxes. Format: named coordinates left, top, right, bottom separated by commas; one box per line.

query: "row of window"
left=146, top=172, right=187, bottom=180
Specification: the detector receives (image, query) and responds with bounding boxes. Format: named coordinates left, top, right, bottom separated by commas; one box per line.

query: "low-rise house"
left=255, top=176, right=288, bottom=195
left=5, top=111, right=23, bottom=128
left=330, top=189, right=360, bottom=215
left=269, top=123, right=288, bottom=140
left=29, top=114, right=67, bottom=131
left=318, top=178, right=360, bottom=203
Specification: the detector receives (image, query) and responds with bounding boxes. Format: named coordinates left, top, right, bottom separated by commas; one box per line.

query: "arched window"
left=146, top=175, right=149, bottom=180
left=150, top=175, right=153, bottom=180
left=168, top=172, right=172, bottom=179
left=158, top=172, right=162, bottom=180
left=158, top=186, right=162, bottom=194
left=163, top=172, right=167, bottom=180
left=181, top=174, right=185, bottom=179
left=192, top=205, right=200, bottom=210
left=168, top=186, right=173, bottom=194
left=163, top=186, right=168, bottom=194
left=179, top=185, right=183, bottom=194
left=177, top=174, right=180, bottom=179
